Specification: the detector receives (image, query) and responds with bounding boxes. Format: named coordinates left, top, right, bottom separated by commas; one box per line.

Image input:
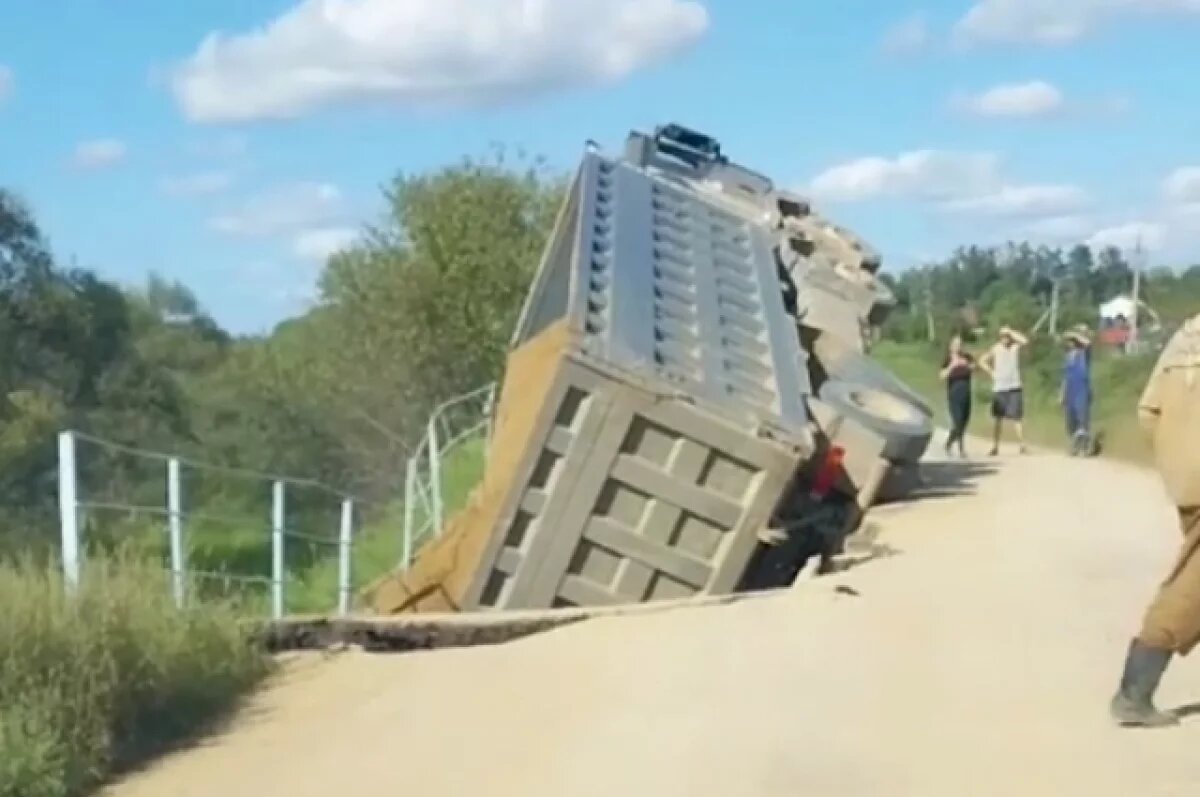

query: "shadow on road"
left=1170, top=702, right=1200, bottom=720
left=881, top=460, right=1000, bottom=507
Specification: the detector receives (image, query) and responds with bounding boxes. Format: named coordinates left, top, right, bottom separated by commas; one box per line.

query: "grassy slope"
left=871, top=340, right=1156, bottom=463
left=0, top=555, right=270, bottom=797
left=0, top=436, right=489, bottom=797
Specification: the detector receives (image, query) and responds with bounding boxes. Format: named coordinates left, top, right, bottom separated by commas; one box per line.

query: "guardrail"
left=401, top=382, right=495, bottom=567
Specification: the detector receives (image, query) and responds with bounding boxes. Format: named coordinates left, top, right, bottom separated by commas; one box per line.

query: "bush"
left=0, top=553, right=271, bottom=797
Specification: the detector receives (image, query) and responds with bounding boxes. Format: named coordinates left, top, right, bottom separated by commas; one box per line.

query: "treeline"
left=0, top=156, right=565, bottom=552
left=879, top=241, right=1200, bottom=345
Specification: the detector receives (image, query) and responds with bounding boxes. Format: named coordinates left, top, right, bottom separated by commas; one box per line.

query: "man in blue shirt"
left=1060, top=325, right=1093, bottom=456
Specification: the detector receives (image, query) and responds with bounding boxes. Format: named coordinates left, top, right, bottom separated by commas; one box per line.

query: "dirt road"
left=106, top=449, right=1200, bottom=797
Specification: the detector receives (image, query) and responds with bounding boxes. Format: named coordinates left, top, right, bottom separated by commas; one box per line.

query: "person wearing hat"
left=979, top=325, right=1028, bottom=456
left=1110, top=312, right=1200, bottom=727
left=1060, top=325, right=1093, bottom=456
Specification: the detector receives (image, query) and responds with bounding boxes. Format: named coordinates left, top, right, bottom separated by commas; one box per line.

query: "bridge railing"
left=401, top=382, right=495, bottom=568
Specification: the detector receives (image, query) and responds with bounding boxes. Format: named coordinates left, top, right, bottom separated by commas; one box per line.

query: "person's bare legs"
left=990, top=418, right=1001, bottom=456
left=1015, top=421, right=1026, bottom=454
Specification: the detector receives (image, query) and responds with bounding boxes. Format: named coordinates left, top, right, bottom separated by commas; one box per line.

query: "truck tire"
left=817, top=379, right=932, bottom=463
left=812, top=335, right=933, bottom=419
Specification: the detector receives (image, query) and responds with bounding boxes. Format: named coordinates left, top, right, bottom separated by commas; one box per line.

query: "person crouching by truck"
left=939, top=334, right=978, bottom=459
left=1110, top=312, right=1200, bottom=728
left=1060, top=325, right=1093, bottom=457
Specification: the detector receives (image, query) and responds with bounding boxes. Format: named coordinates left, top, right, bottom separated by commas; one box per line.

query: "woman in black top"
left=939, top=334, right=976, bottom=458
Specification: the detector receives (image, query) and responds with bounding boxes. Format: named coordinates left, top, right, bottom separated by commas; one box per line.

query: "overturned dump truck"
left=368, top=124, right=932, bottom=615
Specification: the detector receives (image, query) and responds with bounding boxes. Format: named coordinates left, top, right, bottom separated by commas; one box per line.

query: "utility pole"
left=924, top=267, right=936, bottom=343
left=1049, top=278, right=1060, bottom=337
left=1129, top=237, right=1143, bottom=354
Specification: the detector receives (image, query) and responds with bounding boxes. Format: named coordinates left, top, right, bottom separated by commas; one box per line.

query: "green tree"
left=298, top=155, right=565, bottom=496
left=0, top=191, right=195, bottom=548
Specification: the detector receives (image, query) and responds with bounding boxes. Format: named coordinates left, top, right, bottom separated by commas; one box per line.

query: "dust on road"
left=105, top=450, right=1200, bottom=797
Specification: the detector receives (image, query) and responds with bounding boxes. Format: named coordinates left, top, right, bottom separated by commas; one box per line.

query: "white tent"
left=1099, top=296, right=1136, bottom=320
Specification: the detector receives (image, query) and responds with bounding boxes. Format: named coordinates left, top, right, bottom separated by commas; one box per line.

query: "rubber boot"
left=1110, top=639, right=1179, bottom=728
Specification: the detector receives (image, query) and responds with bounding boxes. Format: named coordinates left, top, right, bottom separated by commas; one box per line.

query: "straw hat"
left=998, top=325, right=1015, bottom=339
left=1064, top=324, right=1091, bottom=346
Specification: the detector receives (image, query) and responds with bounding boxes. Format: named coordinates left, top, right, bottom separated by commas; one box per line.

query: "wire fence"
left=402, top=383, right=496, bottom=568
left=58, top=431, right=367, bottom=620
left=55, top=383, right=497, bottom=619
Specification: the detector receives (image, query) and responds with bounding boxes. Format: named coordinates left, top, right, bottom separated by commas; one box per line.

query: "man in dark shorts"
left=979, top=325, right=1028, bottom=455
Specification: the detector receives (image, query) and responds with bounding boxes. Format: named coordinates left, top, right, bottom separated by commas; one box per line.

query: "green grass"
left=289, top=434, right=487, bottom=612
left=0, top=435, right=494, bottom=795
left=872, top=339, right=1158, bottom=462
left=0, top=552, right=271, bottom=797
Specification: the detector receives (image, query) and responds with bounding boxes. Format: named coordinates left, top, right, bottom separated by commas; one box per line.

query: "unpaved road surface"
left=107, top=449, right=1200, bottom=796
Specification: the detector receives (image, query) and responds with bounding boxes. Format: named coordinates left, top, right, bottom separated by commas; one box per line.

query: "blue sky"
left=2, top=0, right=1199, bottom=333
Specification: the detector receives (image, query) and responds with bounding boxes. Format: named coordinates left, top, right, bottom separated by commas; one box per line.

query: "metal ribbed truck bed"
left=377, top=144, right=819, bottom=613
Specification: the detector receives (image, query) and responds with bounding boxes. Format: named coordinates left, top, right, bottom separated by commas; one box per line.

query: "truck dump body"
left=369, top=124, right=932, bottom=615
left=371, top=139, right=821, bottom=614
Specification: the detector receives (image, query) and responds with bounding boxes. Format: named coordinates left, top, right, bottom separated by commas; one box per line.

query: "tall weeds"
left=0, top=553, right=271, bottom=797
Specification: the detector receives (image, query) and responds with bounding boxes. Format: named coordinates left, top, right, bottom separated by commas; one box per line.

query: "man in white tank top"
left=979, top=325, right=1028, bottom=455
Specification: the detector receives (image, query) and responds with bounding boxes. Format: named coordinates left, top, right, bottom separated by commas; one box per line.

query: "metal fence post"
left=428, top=416, right=443, bottom=536
left=402, top=457, right=416, bottom=569
left=337, top=499, right=353, bottom=616
left=484, top=383, right=497, bottom=456
left=57, top=431, right=80, bottom=593
left=167, top=458, right=186, bottom=609
left=271, top=481, right=285, bottom=620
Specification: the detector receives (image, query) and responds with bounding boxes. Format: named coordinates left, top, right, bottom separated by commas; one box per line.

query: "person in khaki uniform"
left=1111, top=313, right=1200, bottom=727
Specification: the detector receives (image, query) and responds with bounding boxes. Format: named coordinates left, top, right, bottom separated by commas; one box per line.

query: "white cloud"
left=170, top=0, right=709, bottom=123
left=1164, top=167, right=1200, bottom=205
left=71, top=139, right=128, bottom=171
left=881, top=13, right=931, bottom=55
left=1034, top=167, right=1200, bottom=258
left=161, top=171, right=235, bottom=197
left=944, top=184, right=1090, bottom=217
left=954, top=80, right=1065, bottom=118
left=954, top=0, right=1200, bottom=47
left=210, top=182, right=345, bottom=237
left=0, top=65, right=13, bottom=104
left=809, top=150, right=1001, bottom=203
left=293, top=226, right=358, bottom=261
left=809, top=149, right=1090, bottom=229
left=1022, top=214, right=1098, bottom=242
left=1087, top=221, right=1167, bottom=252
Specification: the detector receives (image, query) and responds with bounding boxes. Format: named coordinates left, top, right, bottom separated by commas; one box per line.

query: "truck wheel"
left=817, top=379, right=932, bottom=462
left=812, top=335, right=933, bottom=419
